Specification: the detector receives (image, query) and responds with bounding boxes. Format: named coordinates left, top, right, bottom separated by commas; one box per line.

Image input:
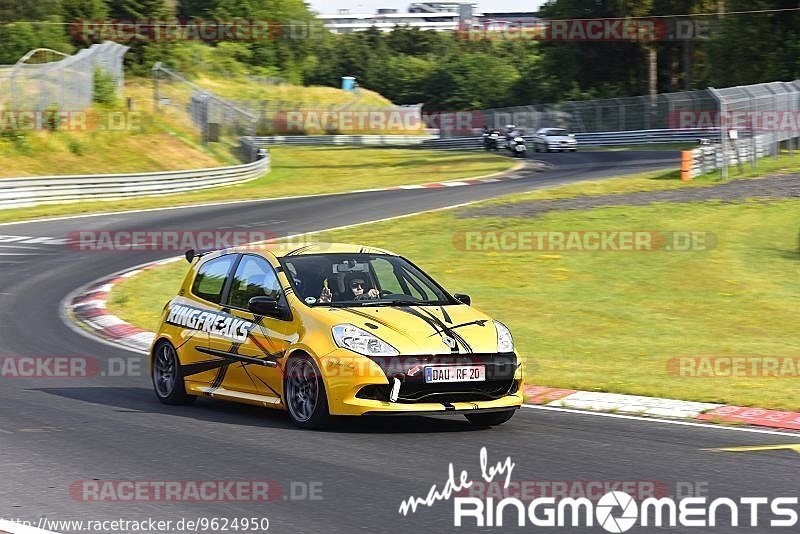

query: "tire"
left=465, top=409, right=515, bottom=427
left=284, top=354, right=331, bottom=429
left=152, top=340, right=195, bottom=405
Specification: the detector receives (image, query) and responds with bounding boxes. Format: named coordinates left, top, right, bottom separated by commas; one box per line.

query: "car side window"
left=227, top=255, right=281, bottom=310
left=192, top=255, right=235, bottom=304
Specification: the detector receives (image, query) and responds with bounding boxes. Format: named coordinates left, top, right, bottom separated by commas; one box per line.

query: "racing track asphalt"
left=1, top=150, right=798, bottom=534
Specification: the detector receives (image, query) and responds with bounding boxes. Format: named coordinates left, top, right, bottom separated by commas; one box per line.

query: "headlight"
left=494, top=321, right=514, bottom=353
left=332, top=324, right=399, bottom=356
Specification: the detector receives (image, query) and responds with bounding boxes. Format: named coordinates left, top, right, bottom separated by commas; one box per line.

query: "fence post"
left=708, top=87, right=727, bottom=179
left=152, top=62, right=161, bottom=112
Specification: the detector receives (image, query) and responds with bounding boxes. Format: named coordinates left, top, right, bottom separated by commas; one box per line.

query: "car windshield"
left=280, top=253, right=452, bottom=307
left=545, top=128, right=568, bottom=136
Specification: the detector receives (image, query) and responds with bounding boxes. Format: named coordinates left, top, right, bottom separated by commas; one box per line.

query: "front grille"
left=397, top=379, right=514, bottom=403
left=361, top=353, right=518, bottom=404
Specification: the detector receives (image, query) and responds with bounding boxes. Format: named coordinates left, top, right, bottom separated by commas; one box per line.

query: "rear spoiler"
left=184, top=249, right=215, bottom=263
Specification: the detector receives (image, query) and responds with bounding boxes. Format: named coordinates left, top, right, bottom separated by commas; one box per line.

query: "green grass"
left=0, top=147, right=515, bottom=223
left=107, top=262, right=185, bottom=332
left=0, top=105, right=236, bottom=178
left=127, top=75, right=393, bottom=110
left=108, top=154, right=800, bottom=410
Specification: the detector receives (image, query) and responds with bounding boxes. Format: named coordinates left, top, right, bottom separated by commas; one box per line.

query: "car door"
left=176, top=253, right=237, bottom=390
left=210, top=253, right=295, bottom=404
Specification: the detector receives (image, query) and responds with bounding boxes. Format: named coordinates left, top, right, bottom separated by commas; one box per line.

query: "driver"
left=319, top=274, right=379, bottom=303
left=348, top=276, right=380, bottom=300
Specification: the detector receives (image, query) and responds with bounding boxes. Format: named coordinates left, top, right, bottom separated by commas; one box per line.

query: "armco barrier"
left=247, top=134, right=437, bottom=146
left=245, top=129, right=719, bottom=151
left=0, top=151, right=269, bottom=210
left=421, top=129, right=720, bottom=150
left=687, top=134, right=771, bottom=178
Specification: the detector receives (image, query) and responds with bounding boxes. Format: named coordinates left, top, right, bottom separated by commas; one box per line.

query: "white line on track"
left=0, top=519, right=60, bottom=534
left=524, top=404, right=800, bottom=437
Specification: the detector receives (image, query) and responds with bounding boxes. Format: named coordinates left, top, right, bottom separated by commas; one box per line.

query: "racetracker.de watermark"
left=456, top=480, right=671, bottom=501
left=668, top=357, right=800, bottom=377
left=70, top=19, right=326, bottom=42
left=667, top=110, right=800, bottom=131
left=67, top=231, right=325, bottom=252
left=453, top=230, right=717, bottom=252
left=69, top=480, right=322, bottom=502
left=0, top=110, right=143, bottom=132
left=270, top=110, right=483, bottom=133
left=0, top=356, right=141, bottom=378
left=458, top=18, right=710, bottom=42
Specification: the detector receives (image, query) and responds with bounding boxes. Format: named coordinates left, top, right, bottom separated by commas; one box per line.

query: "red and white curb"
left=525, top=385, right=800, bottom=432
left=65, top=258, right=183, bottom=354
left=388, top=176, right=517, bottom=190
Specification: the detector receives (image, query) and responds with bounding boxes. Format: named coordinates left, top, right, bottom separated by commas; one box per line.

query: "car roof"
left=212, top=242, right=397, bottom=259
left=271, top=242, right=396, bottom=258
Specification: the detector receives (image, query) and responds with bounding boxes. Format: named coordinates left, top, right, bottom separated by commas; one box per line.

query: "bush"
left=93, top=68, right=118, bottom=105
left=0, top=129, right=33, bottom=155
left=68, top=138, right=85, bottom=155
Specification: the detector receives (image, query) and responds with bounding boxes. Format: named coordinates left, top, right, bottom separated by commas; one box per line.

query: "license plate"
left=424, top=365, right=486, bottom=383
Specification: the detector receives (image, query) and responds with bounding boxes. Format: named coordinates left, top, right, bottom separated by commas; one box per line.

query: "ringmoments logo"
left=398, top=448, right=800, bottom=531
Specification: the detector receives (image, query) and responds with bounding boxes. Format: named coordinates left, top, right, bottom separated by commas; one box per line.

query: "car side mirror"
left=248, top=296, right=282, bottom=317
left=454, top=293, right=471, bottom=305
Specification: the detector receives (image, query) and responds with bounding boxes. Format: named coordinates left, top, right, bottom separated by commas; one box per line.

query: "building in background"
left=318, top=2, right=538, bottom=33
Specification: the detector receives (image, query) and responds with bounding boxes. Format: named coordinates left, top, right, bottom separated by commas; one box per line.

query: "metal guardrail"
left=689, top=134, right=770, bottom=178
left=246, top=129, right=718, bottom=151
left=248, top=134, right=436, bottom=146
left=0, top=152, right=270, bottom=210
left=418, top=129, right=721, bottom=150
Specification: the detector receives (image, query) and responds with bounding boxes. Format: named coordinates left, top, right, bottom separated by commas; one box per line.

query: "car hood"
left=317, top=304, right=499, bottom=355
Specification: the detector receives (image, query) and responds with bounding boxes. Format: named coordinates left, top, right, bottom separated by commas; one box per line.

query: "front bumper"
left=320, top=349, right=524, bottom=416
left=547, top=143, right=577, bottom=150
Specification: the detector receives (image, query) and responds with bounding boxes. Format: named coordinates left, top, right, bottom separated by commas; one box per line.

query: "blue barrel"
left=341, top=76, right=356, bottom=90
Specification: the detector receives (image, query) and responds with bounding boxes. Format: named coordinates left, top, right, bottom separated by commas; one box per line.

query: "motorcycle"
left=506, top=134, right=527, bottom=158
left=482, top=129, right=501, bottom=151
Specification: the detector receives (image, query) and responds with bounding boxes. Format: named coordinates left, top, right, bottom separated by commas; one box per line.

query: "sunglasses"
left=351, top=281, right=365, bottom=289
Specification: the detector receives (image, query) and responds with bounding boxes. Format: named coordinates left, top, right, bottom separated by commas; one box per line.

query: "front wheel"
left=152, top=340, right=195, bottom=405
left=465, top=410, right=515, bottom=427
left=285, top=354, right=331, bottom=429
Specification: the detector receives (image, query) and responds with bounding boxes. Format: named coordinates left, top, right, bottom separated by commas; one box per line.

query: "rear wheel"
left=285, top=354, right=331, bottom=429
left=152, top=340, right=195, bottom=405
left=465, top=410, right=515, bottom=427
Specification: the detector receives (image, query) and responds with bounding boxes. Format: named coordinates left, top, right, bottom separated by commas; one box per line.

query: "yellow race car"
left=150, top=243, right=524, bottom=429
